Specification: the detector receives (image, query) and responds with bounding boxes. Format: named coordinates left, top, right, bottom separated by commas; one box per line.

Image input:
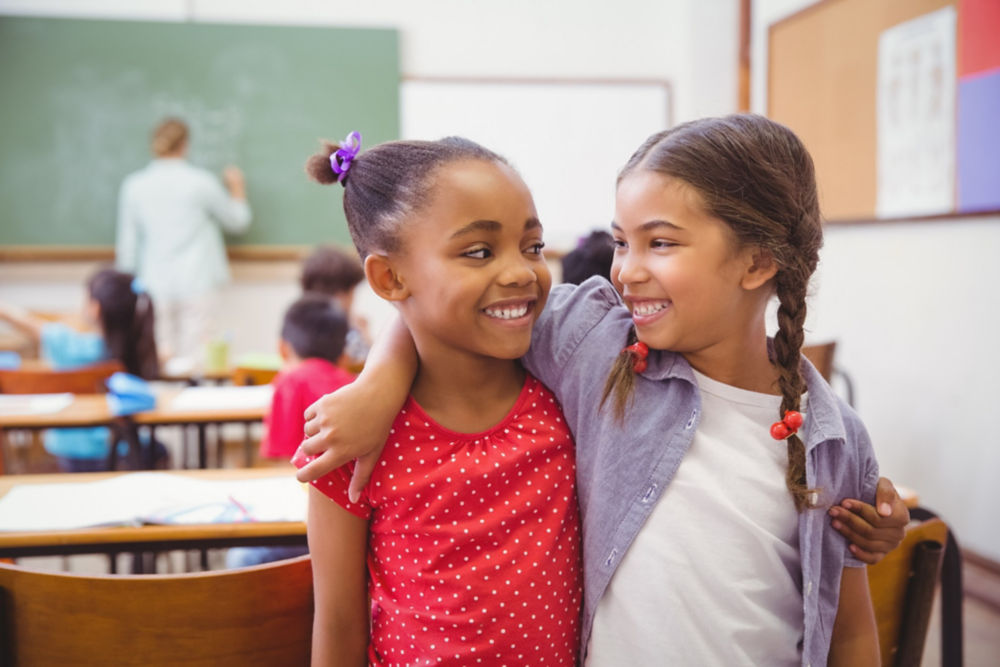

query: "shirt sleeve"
left=115, top=178, right=139, bottom=272
left=40, top=323, right=107, bottom=369
left=201, top=172, right=252, bottom=234
left=523, top=276, right=621, bottom=390
left=843, top=408, right=880, bottom=569
left=291, top=452, right=372, bottom=520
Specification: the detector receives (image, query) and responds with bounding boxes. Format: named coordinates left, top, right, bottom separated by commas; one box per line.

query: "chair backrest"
left=802, top=341, right=836, bottom=382
left=867, top=517, right=948, bottom=667
left=0, top=554, right=313, bottom=666
left=0, top=360, right=124, bottom=395
left=232, top=366, right=279, bottom=387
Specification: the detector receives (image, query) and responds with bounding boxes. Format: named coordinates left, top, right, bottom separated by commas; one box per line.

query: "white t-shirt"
left=586, top=370, right=805, bottom=666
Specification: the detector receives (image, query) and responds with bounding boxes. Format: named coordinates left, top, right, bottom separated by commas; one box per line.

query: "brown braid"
left=604, top=114, right=824, bottom=512
left=773, top=266, right=814, bottom=510
left=601, top=328, right=639, bottom=421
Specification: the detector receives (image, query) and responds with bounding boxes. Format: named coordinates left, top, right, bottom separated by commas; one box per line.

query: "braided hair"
left=602, top=114, right=823, bottom=511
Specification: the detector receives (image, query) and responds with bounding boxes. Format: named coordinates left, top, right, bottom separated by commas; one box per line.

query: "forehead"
left=615, top=170, right=707, bottom=220
left=426, top=159, right=537, bottom=223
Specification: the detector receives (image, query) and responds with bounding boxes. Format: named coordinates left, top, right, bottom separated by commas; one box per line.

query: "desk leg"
left=197, top=423, right=207, bottom=469
left=244, top=422, right=254, bottom=467
left=146, top=426, right=158, bottom=470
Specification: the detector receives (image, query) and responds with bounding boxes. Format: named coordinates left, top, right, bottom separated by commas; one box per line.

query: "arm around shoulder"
left=307, top=485, right=369, bottom=666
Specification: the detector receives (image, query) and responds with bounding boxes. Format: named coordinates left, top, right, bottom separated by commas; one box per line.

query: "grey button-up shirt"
left=523, top=278, right=878, bottom=666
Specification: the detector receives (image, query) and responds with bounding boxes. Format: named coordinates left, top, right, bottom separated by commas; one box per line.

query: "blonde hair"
left=151, top=118, right=189, bottom=157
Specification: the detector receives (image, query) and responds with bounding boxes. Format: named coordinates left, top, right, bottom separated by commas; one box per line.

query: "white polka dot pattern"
left=297, top=375, right=582, bottom=665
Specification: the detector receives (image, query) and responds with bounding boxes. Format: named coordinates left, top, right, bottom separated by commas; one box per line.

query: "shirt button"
left=805, top=581, right=814, bottom=596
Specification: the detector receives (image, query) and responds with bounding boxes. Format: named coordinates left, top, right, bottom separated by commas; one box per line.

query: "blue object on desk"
left=0, top=351, right=22, bottom=369
left=105, top=372, right=156, bottom=416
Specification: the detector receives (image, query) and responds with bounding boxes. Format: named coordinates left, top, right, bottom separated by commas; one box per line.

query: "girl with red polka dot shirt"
left=297, top=134, right=581, bottom=666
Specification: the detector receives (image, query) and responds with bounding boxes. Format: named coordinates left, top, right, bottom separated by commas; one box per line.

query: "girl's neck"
left=409, top=343, right=526, bottom=434
left=681, top=327, right=780, bottom=395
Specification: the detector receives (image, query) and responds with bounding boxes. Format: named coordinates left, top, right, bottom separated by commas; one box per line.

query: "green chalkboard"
left=0, top=17, right=399, bottom=247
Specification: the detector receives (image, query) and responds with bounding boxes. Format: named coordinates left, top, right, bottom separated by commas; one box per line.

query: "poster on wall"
left=876, top=6, right=957, bottom=218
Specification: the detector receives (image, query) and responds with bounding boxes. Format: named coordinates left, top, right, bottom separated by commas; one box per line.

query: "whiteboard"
left=401, top=79, right=672, bottom=251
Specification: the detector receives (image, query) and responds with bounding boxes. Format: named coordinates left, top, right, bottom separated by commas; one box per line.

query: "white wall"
left=754, top=0, right=1000, bottom=560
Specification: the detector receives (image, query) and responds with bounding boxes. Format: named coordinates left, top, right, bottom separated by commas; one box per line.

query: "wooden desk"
left=134, top=388, right=269, bottom=469
left=0, top=387, right=269, bottom=470
left=0, top=468, right=305, bottom=559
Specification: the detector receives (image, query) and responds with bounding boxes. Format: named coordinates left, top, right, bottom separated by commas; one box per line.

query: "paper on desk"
left=0, top=472, right=306, bottom=531
left=168, top=384, right=273, bottom=411
left=0, top=393, right=73, bottom=416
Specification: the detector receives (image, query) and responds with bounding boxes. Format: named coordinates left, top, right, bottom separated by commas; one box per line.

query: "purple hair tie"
left=330, top=131, right=362, bottom=183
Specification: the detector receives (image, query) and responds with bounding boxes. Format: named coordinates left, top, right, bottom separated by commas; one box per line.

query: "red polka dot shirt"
left=299, top=374, right=582, bottom=666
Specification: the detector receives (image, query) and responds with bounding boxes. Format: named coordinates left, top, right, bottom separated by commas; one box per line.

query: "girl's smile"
left=482, top=297, right=538, bottom=325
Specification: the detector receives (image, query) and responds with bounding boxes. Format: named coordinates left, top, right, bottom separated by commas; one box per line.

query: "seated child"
left=560, top=229, right=614, bottom=284
left=260, top=294, right=356, bottom=461
left=227, top=294, right=355, bottom=568
left=0, top=268, right=164, bottom=472
left=299, top=244, right=370, bottom=370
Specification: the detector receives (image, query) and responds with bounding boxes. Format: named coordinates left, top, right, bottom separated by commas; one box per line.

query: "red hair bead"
left=625, top=341, right=649, bottom=373
left=770, top=410, right=803, bottom=440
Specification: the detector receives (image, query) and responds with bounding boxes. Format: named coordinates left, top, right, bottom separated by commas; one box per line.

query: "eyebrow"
left=450, top=217, right=543, bottom=239
left=610, top=219, right=684, bottom=233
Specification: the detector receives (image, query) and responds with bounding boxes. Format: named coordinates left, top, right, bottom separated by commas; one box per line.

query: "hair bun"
left=305, top=140, right=341, bottom=185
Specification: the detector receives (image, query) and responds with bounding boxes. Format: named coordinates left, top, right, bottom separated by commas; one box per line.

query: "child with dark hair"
left=260, top=294, right=355, bottom=462
left=295, top=131, right=581, bottom=664
left=295, top=116, right=912, bottom=665
left=560, top=229, right=614, bottom=285
left=226, top=294, right=355, bottom=569
left=0, top=268, right=161, bottom=472
left=298, top=244, right=370, bottom=368
left=300, top=244, right=365, bottom=297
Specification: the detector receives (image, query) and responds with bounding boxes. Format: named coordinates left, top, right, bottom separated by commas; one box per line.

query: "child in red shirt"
left=226, top=295, right=354, bottom=569
left=294, top=133, right=582, bottom=665
left=260, top=294, right=356, bottom=461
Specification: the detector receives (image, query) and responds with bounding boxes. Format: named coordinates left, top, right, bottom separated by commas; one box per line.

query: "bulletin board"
left=401, top=77, right=673, bottom=251
left=768, top=0, right=1000, bottom=222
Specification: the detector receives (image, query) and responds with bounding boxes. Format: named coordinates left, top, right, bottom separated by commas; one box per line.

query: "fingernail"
left=879, top=502, right=892, bottom=516
left=832, top=520, right=842, bottom=530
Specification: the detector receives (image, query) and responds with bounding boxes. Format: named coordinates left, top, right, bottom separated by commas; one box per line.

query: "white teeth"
left=633, top=302, right=668, bottom=316
left=485, top=304, right=529, bottom=320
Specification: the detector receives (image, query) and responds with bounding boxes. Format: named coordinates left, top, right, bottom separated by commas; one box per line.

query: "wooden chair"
left=867, top=516, right=949, bottom=667
left=232, top=365, right=279, bottom=387
left=0, top=554, right=313, bottom=666
left=802, top=341, right=836, bottom=382
left=0, top=359, right=124, bottom=395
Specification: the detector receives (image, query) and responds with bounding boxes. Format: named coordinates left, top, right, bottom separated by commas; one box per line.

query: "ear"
left=364, top=253, right=409, bottom=302
left=739, top=247, right=779, bottom=290
left=278, top=339, right=293, bottom=363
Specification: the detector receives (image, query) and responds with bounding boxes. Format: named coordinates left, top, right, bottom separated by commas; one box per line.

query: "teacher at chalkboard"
left=115, top=118, right=251, bottom=373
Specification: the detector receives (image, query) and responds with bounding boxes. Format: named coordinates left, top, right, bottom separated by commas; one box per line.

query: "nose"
left=613, top=247, right=647, bottom=286
left=498, top=251, right=539, bottom=287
